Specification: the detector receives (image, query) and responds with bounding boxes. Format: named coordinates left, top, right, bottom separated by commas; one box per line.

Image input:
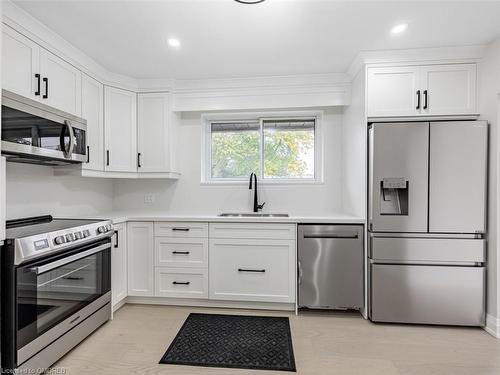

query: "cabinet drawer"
left=370, top=237, right=485, bottom=263
left=209, top=223, right=295, bottom=240
left=155, top=267, right=208, bottom=299
left=155, top=222, right=208, bottom=238
left=209, top=238, right=296, bottom=303
left=370, top=264, right=485, bottom=326
left=155, top=237, right=208, bottom=268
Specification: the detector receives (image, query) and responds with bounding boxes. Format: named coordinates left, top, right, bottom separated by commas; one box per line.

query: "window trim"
left=201, top=110, right=324, bottom=185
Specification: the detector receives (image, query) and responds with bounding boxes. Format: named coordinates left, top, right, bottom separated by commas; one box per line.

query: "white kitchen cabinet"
left=155, top=267, right=208, bottom=299
left=39, top=49, right=82, bottom=116
left=155, top=237, right=208, bottom=268
left=104, top=86, right=137, bottom=172
left=2, top=26, right=40, bottom=99
left=0, top=158, right=5, bottom=242
left=137, top=93, right=172, bottom=173
left=112, top=223, right=128, bottom=307
left=154, top=222, right=209, bottom=238
left=209, top=223, right=296, bottom=304
left=367, top=64, right=477, bottom=118
left=127, top=222, right=154, bottom=297
left=367, top=66, right=420, bottom=117
left=2, top=27, right=82, bottom=116
left=81, top=74, right=104, bottom=171
left=420, top=64, right=476, bottom=116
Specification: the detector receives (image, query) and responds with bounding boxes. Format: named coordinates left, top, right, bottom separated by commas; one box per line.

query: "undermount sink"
left=218, top=213, right=290, bottom=218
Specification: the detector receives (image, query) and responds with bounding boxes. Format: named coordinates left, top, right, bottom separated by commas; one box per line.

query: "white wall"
left=6, top=163, right=113, bottom=219
left=113, top=107, right=345, bottom=216
left=478, top=37, right=500, bottom=327
left=341, top=68, right=367, bottom=218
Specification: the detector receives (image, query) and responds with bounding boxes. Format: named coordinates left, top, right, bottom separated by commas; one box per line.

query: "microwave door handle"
left=29, top=243, right=110, bottom=275
left=60, top=120, right=75, bottom=159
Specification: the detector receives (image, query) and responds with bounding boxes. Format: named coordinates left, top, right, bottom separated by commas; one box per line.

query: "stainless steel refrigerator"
left=368, top=121, right=487, bottom=326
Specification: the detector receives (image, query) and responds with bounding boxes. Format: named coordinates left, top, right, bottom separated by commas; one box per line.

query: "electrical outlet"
left=144, top=194, right=155, bottom=204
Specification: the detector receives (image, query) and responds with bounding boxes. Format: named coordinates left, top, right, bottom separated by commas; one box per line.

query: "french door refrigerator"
left=368, top=121, right=487, bottom=326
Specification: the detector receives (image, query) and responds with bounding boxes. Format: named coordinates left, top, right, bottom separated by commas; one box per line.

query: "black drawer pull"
left=172, top=281, right=190, bottom=285
left=238, top=268, right=266, bottom=273
left=416, top=90, right=420, bottom=109
left=114, top=230, right=119, bottom=248
left=43, top=77, right=48, bottom=99
left=35, top=73, right=41, bottom=96
left=63, top=276, right=84, bottom=281
left=172, top=251, right=190, bottom=255
left=423, top=89, right=428, bottom=109
left=172, top=228, right=190, bottom=232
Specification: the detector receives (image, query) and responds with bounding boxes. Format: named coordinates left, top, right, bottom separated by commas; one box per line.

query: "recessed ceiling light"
left=390, top=23, right=408, bottom=35
left=167, top=38, right=181, bottom=48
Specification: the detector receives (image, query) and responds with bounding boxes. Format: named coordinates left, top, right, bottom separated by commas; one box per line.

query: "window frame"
left=201, top=110, right=324, bottom=185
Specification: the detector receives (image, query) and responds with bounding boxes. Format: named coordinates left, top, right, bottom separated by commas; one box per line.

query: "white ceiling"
left=12, top=0, right=500, bottom=80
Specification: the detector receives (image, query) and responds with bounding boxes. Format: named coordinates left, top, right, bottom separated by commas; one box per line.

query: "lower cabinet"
left=155, top=268, right=208, bottom=298
left=111, top=223, right=127, bottom=307
left=209, top=233, right=296, bottom=303
left=125, top=221, right=297, bottom=305
left=127, top=222, right=154, bottom=296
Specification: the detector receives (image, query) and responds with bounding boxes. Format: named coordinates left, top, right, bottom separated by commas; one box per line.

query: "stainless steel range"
left=1, top=215, right=114, bottom=373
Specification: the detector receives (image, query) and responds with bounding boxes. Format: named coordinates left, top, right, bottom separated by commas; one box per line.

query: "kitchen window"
left=203, top=112, right=322, bottom=184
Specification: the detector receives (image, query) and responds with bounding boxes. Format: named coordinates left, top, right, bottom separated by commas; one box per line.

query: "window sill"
left=200, top=179, right=325, bottom=187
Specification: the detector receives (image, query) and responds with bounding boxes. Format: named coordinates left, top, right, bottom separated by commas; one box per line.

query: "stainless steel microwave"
left=1, top=89, right=87, bottom=165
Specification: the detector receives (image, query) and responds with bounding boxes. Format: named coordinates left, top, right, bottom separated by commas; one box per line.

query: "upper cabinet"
left=420, top=64, right=477, bottom=116
left=82, top=74, right=104, bottom=171
left=2, top=26, right=40, bottom=99
left=39, top=49, right=82, bottom=116
left=367, top=63, right=477, bottom=118
left=137, top=93, right=175, bottom=173
left=104, top=86, right=137, bottom=173
left=367, top=66, right=420, bottom=117
left=2, top=26, right=82, bottom=116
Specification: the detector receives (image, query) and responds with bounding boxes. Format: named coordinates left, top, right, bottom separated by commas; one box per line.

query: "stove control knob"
left=74, top=231, right=83, bottom=240
left=105, top=224, right=113, bottom=231
left=65, top=233, right=75, bottom=242
left=83, top=229, right=91, bottom=238
left=97, top=226, right=106, bottom=234
left=54, top=236, right=66, bottom=245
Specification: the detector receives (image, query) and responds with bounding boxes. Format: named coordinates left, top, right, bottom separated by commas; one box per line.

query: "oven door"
left=15, top=239, right=111, bottom=365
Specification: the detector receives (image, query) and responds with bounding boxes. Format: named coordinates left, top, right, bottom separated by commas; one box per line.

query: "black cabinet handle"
left=238, top=268, right=266, bottom=273
left=42, top=77, right=48, bottom=99
left=416, top=90, right=420, bottom=110
left=172, top=251, right=190, bottom=255
left=35, top=74, right=41, bottom=96
left=114, top=230, right=119, bottom=248
left=172, top=228, right=190, bottom=232
left=172, top=281, right=190, bottom=285
left=423, top=90, right=428, bottom=110
left=137, top=152, right=141, bottom=168
left=86, top=146, right=90, bottom=163
left=106, top=150, right=110, bottom=166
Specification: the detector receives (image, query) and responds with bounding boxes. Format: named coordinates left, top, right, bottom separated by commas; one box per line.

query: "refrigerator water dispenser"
left=380, top=177, right=408, bottom=215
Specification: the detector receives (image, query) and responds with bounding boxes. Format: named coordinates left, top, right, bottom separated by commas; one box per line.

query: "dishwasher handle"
left=303, top=233, right=359, bottom=239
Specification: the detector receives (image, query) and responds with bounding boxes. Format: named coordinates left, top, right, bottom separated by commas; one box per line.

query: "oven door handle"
left=29, top=243, right=110, bottom=275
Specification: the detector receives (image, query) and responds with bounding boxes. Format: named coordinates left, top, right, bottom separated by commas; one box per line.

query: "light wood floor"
left=54, top=304, right=500, bottom=375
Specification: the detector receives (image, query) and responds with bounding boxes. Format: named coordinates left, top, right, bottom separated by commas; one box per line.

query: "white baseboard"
left=485, top=314, right=500, bottom=338
left=124, top=296, right=296, bottom=312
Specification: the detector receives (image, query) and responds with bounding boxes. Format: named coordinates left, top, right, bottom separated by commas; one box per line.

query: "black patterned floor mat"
left=159, top=313, right=296, bottom=372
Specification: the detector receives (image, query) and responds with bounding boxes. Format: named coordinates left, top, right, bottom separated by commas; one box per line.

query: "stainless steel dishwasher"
left=298, top=224, right=364, bottom=309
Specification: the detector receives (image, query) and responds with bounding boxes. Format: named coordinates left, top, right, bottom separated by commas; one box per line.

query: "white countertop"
left=78, top=211, right=366, bottom=225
